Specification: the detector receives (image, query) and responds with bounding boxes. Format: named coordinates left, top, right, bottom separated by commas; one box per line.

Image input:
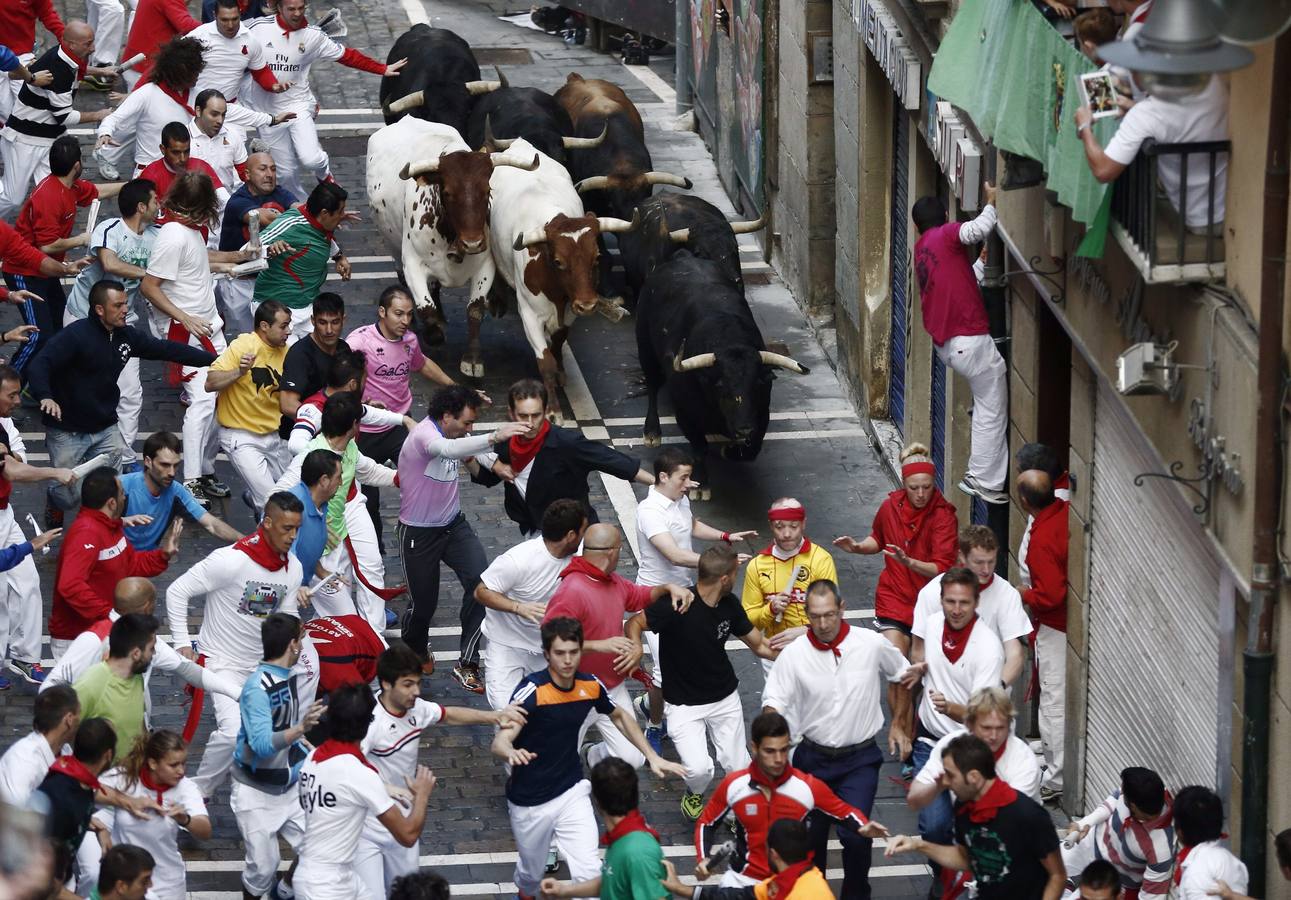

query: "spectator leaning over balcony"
left=909, top=184, right=1009, bottom=505
left=1074, top=9, right=1119, bottom=66
left=1075, top=72, right=1229, bottom=234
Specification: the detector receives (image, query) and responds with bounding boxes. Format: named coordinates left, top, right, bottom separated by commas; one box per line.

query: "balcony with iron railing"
left=1109, top=137, right=1230, bottom=284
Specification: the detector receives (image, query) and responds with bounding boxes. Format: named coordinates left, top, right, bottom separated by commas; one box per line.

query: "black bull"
left=380, top=25, right=482, bottom=133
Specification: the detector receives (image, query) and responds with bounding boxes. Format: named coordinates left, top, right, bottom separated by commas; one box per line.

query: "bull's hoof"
left=643, top=431, right=662, bottom=448
left=459, top=357, right=485, bottom=378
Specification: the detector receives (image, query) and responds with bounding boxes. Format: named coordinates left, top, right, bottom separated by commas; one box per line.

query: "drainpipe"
left=1241, top=27, right=1291, bottom=898
left=674, top=0, right=693, bottom=114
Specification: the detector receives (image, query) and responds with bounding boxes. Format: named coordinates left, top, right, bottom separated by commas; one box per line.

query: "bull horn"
left=384, top=90, right=424, bottom=115
left=674, top=352, right=717, bottom=372
left=573, top=175, right=612, bottom=193
left=595, top=209, right=641, bottom=235
left=562, top=122, right=609, bottom=150
left=668, top=227, right=690, bottom=243
left=758, top=351, right=810, bottom=375
left=643, top=172, right=693, bottom=189
left=489, top=152, right=539, bottom=171
left=512, top=227, right=548, bottom=251
left=731, top=213, right=768, bottom=234
left=465, top=79, right=503, bottom=95
left=483, top=115, right=514, bottom=151
left=399, top=156, right=442, bottom=179
left=496, top=67, right=508, bottom=89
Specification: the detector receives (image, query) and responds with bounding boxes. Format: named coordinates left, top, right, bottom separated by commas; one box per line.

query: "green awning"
left=927, top=0, right=1115, bottom=230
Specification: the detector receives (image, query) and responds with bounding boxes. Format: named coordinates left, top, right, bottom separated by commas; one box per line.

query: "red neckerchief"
left=759, top=537, right=814, bottom=557
left=766, top=856, right=816, bottom=899
left=157, top=211, right=210, bottom=243
left=312, top=739, right=378, bottom=772
left=276, top=12, right=306, bottom=36
left=298, top=203, right=334, bottom=240
left=138, top=767, right=169, bottom=805
left=560, top=555, right=612, bottom=584
left=992, top=740, right=1007, bottom=762
left=748, top=763, right=793, bottom=791
left=163, top=319, right=217, bottom=387
left=60, top=43, right=88, bottom=80
left=806, top=620, right=850, bottom=658
left=600, top=809, right=660, bottom=847
left=233, top=528, right=289, bottom=572
left=941, top=615, right=978, bottom=665
left=49, top=755, right=101, bottom=791
left=961, top=778, right=1017, bottom=823
left=154, top=82, right=194, bottom=116
left=980, top=573, right=994, bottom=591
left=509, top=419, right=550, bottom=473
left=895, top=489, right=935, bottom=542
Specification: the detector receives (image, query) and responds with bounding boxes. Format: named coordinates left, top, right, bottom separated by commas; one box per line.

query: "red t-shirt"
left=121, top=0, right=199, bottom=83
left=6, top=175, right=97, bottom=275
left=544, top=569, right=655, bottom=689
left=140, top=157, right=225, bottom=203
left=913, top=221, right=990, bottom=346
left=868, top=488, right=958, bottom=626
left=303, top=614, right=385, bottom=693
left=0, top=0, right=64, bottom=55
left=0, top=220, right=49, bottom=286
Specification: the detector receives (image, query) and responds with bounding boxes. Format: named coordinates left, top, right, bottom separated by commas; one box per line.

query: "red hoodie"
left=868, top=488, right=958, bottom=626
left=49, top=508, right=170, bottom=639
left=121, top=0, right=200, bottom=83
left=1022, top=498, right=1069, bottom=632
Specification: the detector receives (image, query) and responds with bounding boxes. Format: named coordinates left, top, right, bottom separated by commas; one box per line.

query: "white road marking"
left=621, top=61, right=677, bottom=106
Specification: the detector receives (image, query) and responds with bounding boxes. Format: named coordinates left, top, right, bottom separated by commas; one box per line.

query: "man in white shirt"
left=475, top=498, right=588, bottom=711
left=188, top=91, right=248, bottom=200
left=190, top=0, right=292, bottom=131
left=295, top=683, right=437, bottom=900
left=165, top=491, right=306, bottom=797
left=907, top=686, right=1041, bottom=889
left=633, top=446, right=756, bottom=741
left=762, top=579, right=911, bottom=898
left=1170, top=786, right=1247, bottom=900
left=0, top=683, right=81, bottom=805
left=911, top=525, right=1030, bottom=685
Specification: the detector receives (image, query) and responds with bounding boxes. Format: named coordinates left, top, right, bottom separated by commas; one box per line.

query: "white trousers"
left=507, top=779, right=600, bottom=896
left=216, top=278, right=256, bottom=341
left=86, top=0, right=127, bottom=65
left=117, top=356, right=141, bottom=463
left=165, top=325, right=226, bottom=482
left=1035, top=624, right=1066, bottom=791
left=582, top=681, right=646, bottom=770
left=644, top=630, right=663, bottom=690
left=482, top=639, right=547, bottom=711
left=0, top=134, right=51, bottom=220
left=220, top=427, right=289, bottom=510
left=191, top=659, right=252, bottom=797
left=285, top=305, right=314, bottom=345
left=667, top=689, right=751, bottom=795
left=936, top=334, right=1009, bottom=492
left=0, top=60, right=28, bottom=124
left=296, top=861, right=374, bottom=900
left=258, top=115, right=330, bottom=202
left=0, top=507, right=41, bottom=665
left=345, top=497, right=386, bottom=636
left=231, top=780, right=305, bottom=896
left=353, top=820, right=418, bottom=900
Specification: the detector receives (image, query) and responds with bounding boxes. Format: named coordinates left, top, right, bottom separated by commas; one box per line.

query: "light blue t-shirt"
left=65, top=218, right=158, bottom=322
left=121, top=471, right=208, bottom=550
left=288, top=481, right=328, bottom=578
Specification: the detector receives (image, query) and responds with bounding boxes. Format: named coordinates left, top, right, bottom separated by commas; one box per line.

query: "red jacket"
left=122, top=0, right=200, bottom=82
left=0, top=0, right=64, bottom=55
left=49, top=508, right=170, bottom=639
left=869, top=488, right=958, bottom=625
left=696, top=764, right=868, bottom=881
left=0, top=220, right=50, bottom=301
left=1022, top=498, right=1069, bottom=632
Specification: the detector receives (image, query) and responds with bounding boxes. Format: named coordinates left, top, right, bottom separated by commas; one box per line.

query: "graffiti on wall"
left=734, top=0, right=762, bottom=194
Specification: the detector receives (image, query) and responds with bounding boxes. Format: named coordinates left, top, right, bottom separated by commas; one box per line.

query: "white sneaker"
left=93, top=148, right=120, bottom=181
left=958, top=475, right=1009, bottom=505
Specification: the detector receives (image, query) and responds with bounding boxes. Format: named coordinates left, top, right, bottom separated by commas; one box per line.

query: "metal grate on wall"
left=931, top=352, right=946, bottom=491
left=888, top=103, right=909, bottom=434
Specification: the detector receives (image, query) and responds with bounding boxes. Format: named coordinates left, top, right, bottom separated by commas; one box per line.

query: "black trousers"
left=356, top=424, right=408, bottom=553
left=397, top=513, right=487, bottom=666
left=3, top=273, right=65, bottom=379
left=793, top=740, right=884, bottom=900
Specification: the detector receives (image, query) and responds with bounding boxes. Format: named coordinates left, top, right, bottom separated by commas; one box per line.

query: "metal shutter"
left=931, top=351, right=947, bottom=490
left=1084, top=382, right=1222, bottom=804
left=889, top=104, right=909, bottom=434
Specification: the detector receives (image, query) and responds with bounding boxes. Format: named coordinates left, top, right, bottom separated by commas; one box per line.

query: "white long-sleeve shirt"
left=165, top=543, right=303, bottom=669
left=0, top=416, right=28, bottom=460
left=0, top=731, right=56, bottom=805
left=93, top=770, right=207, bottom=900
left=957, top=203, right=998, bottom=246
left=99, top=83, right=197, bottom=170
left=287, top=399, right=403, bottom=455
left=272, top=442, right=397, bottom=493
left=1174, top=840, right=1247, bottom=900
left=243, top=18, right=347, bottom=115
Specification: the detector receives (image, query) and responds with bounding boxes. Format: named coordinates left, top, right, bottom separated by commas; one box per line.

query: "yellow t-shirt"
left=212, top=332, right=287, bottom=433
left=741, top=540, right=839, bottom=636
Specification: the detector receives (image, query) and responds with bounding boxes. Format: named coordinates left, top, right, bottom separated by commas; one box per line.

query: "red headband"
left=902, top=461, right=937, bottom=480
left=767, top=506, right=806, bottom=521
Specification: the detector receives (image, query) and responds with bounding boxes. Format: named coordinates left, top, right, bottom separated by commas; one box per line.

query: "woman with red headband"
left=835, top=443, right=957, bottom=752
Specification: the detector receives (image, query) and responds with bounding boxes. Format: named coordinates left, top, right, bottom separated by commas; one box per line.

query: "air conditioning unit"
left=1116, top=342, right=1177, bottom=396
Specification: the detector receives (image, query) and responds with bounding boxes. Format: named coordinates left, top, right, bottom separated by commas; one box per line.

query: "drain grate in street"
left=473, top=48, right=534, bottom=65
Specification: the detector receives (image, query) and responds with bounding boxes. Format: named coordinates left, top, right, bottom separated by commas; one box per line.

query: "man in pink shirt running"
left=910, top=182, right=1008, bottom=505
left=544, top=522, right=690, bottom=769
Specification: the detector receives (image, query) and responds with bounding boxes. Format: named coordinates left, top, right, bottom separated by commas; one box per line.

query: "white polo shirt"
left=191, top=20, right=270, bottom=102
left=0, top=731, right=56, bottom=805
left=762, top=625, right=909, bottom=748
left=912, top=574, right=1032, bottom=644
left=635, top=487, right=693, bottom=587
left=916, top=613, right=1005, bottom=740
left=188, top=118, right=249, bottom=195
left=94, top=769, right=208, bottom=899
left=913, top=730, right=1041, bottom=800
left=359, top=696, right=443, bottom=848
left=297, top=746, right=395, bottom=869
left=480, top=537, right=570, bottom=652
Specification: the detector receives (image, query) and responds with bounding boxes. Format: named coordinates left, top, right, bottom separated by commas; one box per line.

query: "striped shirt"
left=1077, top=789, right=1176, bottom=897
left=4, top=43, right=82, bottom=142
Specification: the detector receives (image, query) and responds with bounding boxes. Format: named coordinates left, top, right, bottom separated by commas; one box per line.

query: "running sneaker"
left=544, top=846, right=560, bottom=874
left=269, top=878, right=295, bottom=900
left=452, top=663, right=484, bottom=694
left=199, top=474, right=232, bottom=498
left=0, top=672, right=10, bottom=690
left=1039, top=784, right=1063, bottom=804
left=43, top=503, right=64, bottom=530
left=681, top=791, right=705, bottom=821
left=632, top=693, right=666, bottom=752
left=121, top=461, right=142, bottom=475
left=8, top=660, right=46, bottom=684
left=182, top=479, right=213, bottom=510
left=92, top=148, right=120, bottom=180
left=420, top=652, right=435, bottom=676
left=385, top=607, right=399, bottom=630
left=957, top=475, right=1009, bottom=505
left=80, top=73, right=115, bottom=91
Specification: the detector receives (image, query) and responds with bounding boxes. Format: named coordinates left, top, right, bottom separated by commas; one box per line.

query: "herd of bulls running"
left=365, top=25, right=811, bottom=487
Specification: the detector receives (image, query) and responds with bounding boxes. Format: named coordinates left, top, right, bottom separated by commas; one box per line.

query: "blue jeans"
left=912, top=737, right=955, bottom=845
left=792, top=740, right=883, bottom=900
left=45, top=425, right=125, bottom=510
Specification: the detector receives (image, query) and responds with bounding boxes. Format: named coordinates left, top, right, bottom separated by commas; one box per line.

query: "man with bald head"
left=1017, top=467, right=1069, bottom=802
left=544, top=523, right=691, bottom=769
left=217, top=149, right=297, bottom=338
left=742, top=497, right=838, bottom=671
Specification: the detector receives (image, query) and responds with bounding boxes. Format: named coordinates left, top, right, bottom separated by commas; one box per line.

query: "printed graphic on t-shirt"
left=250, top=366, right=281, bottom=395
left=963, top=824, right=1014, bottom=884
left=239, top=580, right=288, bottom=617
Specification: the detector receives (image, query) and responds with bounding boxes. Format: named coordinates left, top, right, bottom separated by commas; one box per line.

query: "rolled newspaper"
left=25, top=514, right=49, bottom=555
left=116, top=53, right=146, bottom=73
left=82, top=199, right=100, bottom=249
left=773, top=564, right=804, bottom=623
left=70, top=452, right=113, bottom=481
left=307, top=571, right=342, bottom=597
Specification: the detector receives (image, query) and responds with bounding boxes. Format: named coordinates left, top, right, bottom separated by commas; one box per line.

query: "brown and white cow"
left=488, top=137, right=638, bottom=413
left=366, top=117, right=536, bottom=375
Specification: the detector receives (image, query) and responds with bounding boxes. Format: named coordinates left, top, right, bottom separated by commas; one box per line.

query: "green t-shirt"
left=74, top=661, right=145, bottom=758
left=306, top=433, right=358, bottom=545
left=601, top=830, right=668, bottom=900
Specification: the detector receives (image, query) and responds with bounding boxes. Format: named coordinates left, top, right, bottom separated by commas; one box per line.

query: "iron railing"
left=1109, top=137, right=1230, bottom=281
